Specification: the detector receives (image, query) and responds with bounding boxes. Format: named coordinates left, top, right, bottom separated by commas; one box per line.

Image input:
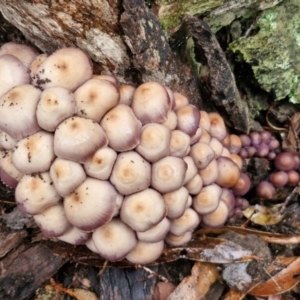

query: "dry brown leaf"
left=196, top=227, right=300, bottom=245
left=223, top=289, right=245, bottom=300
left=167, top=262, right=219, bottom=300
left=249, top=257, right=300, bottom=296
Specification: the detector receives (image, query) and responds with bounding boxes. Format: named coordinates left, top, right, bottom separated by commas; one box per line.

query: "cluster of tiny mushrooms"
left=0, top=42, right=298, bottom=265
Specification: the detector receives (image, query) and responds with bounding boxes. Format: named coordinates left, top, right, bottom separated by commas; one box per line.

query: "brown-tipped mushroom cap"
left=15, top=172, right=61, bottom=215
left=169, top=130, right=191, bottom=158
left=163, top=186, right=189, bottom=219
left=126, top=240, right=164, bottom=264
left=192, top=183, right=222, bottom=214
left=0, top=84, right=41, bottom=139
left=36, top=87, right=77, bottom=132
left=136, top=123, right=171, bottom=163
left=50, top=158, right=86, bottom=197
left=231, top=173, right=251, bottom=196
left=131, top=82, right=170, bottom=124
left=64, top=177, right=117, bottom=231
left=202, top=201, right=229, bottom=228
left=184, top=174, right=203, bottom=195
left=169, top=208, right=200, bottom=236
left=215, top=157, right=240, bottom=188
left=199, top=110, right=211, bottom=132
left=198, top=159, right=218, bottom=186
left=32, top=47, right=93, bottom=91
left=100, top=104, right=141, bottom=152
left=110, top=151, right=151, bottom=195
left=84, top=147, right=117, bottom=180
left=189, top=142, right=215, bottom=170
left=137, top=218, right=170, bottom=243
left=12, top=131, right=55, bottom=174
left=165, top=231, right=192, bottom=246
left=151, top=156, right=187, bottom=193
left=161, top=110, right=177, bottom=130
left=120, top=188, right=166, bottom=232
left=182, top=156, right=198, bottom=185
left=54, top=116, right=108, bottom=162
left=74, top=78, right=119, bottom=122
left=119, top=84, right=136, bottom=106
left=92, top=218, right=137, bottom=261
left=33, top=203, right=72, bottom=237
left=208, top=112, right=227, bottom=141
left=176, top=105, right=200, bottom=137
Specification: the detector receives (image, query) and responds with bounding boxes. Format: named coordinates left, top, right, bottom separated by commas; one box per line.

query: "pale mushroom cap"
left=202, top=201, right=229, bottom=228
left=189, top=142, right=215, bottom=169
left=32, top=47, right=93, bottom=91
left=119, top=84, right=136, bottom=106
left=84, top=147, right=117, bottom=180
left=0, top=84, right=41, bottom=139
left=169, top=208, right=200, bottom=236
left=169, top=130, right=191, bottom=158
left=15, top=172, right=61, bottom=215
left=190, top=127, right=203, bottom=145
left=176, top=105, right=200, bottom=137
left=0, top=42, right=38, bottom=68
left=136, top=123, right=171, bottom=163
left=30, top=53, right=48, bottom=78
left=54, top=116, right=108, bottom=162
left=0, top=150, right=23, bottom=187
left=137, top=218, right=171, bottom=242
left=198, top=159, right=218, bottom=186
left=64, top=177, right=117, bottom=231
left=110, top=151, right=151, bottom=195
left=163, top=187, right=189, bottom=219
left=100, top=104, right=142, bottom=152
left=126, top=240, right=165, bottom=265
left=165, top=231, right=192, bottom=246
left=182, top=156, right=198, bottom=185
left=208, top=112, right=227, bottom=141
left=215, top=157, right=240, bottom=188
left=36, top=87, right=77, bottom=132
left=12, top=131, right=55, bottom=174
left=161, top=110, right=177, bottom=130
left=199, top=110, right=211, bottom=132
left=0, top=54, right=30, bottom=98
left=92, top=218, right=137, bottom=261
left=131, top=82, right=170, bottom=124
left=92, top=74, right=119, bottom=85
left=120, top=188, right=166, bottom=232
left=151, top=156, right=187, bottom=193
left=198, top=129, right=211, bottom=144
left=0, top=131, right=17, bottom=150
left=173, top=92, right=189, bottom=110
left=193, top=183, right=222, bottom=214
left=50, top=158, right=86, bottom=197
left=57, top=227, right=91, bottom=245
left=33, top=203, right=72, bottom=237
left=184, top=174, right=203, bottom=195
left=74, top=78, right=119, bottom=122
left=209, top=137, right=224, bottom=159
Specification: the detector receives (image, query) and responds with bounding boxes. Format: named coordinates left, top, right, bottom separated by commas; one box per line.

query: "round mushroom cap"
left=208, top=112, right=227, bottom=141
left=74, top=78, right=119, bottom=122
left=120, top=188, right=166, bottom=232
left=110, top=151, right=151, bottom=195
left=0, top=54, right=30, bottom=98
left=0, top=42, right=38, bottom=68
left=36, top=87, right=77, bottom=132
left=32, top=47, right=93, bottom=91
left=15, top=172, right=61, bottom=215
left=201, top=201, right=229, bottom=228
left=33, top=203, right=72, bottom=237
left=137, top=218, right=170, bottom=243
left=57, top=227, right=91, bottom=245
left=126, top=240, right=164, bottom=264
left=54, top=116, right=108, bottom=162
left=165, top=231, right=192, bottom=247
left=151, top=156, right=187, bottom=194
left=12, top=131, right=55, bottom=174
left=131, top=81, right=170, bottom=124
left=92, top=218, right=137, bottom=261
left=176, top=105, right=200, bottom=137
left=64, top=177, right=117, bottom=231
left=215, top=157, right=240, bottom=188
left=50, top=158, right=86, bottom=197
left=0, top=84, right=41, bottom=139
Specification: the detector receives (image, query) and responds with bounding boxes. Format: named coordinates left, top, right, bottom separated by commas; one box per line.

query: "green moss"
left=229, top=0, right=300, bottom=103
left=158, top=0, right=223, bottom=35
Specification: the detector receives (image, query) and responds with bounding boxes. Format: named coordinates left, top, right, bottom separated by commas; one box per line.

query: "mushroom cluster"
left=0, top=42, right=251, bottom=264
